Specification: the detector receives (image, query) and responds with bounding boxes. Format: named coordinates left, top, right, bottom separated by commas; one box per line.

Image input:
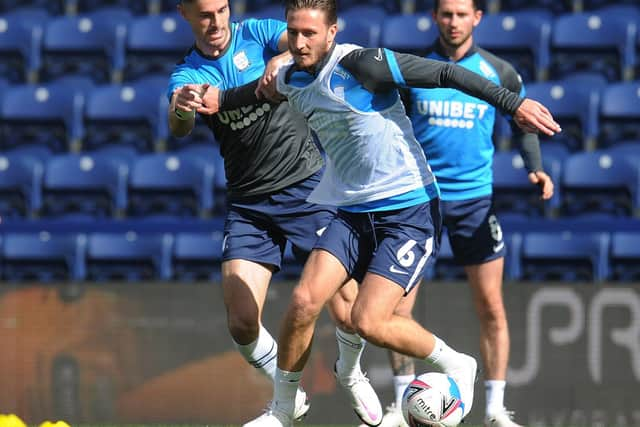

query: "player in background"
left=375, top=1, right=555, bottom=426
left=205, top=0, right=561, bottom=425
left=168, top=0, right=383, bottom=424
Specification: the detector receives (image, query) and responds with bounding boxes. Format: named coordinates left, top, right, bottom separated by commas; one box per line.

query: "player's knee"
left=351, top=311, right=384, bottom=345
left=227, top=311, right=260, bottom=343
left=288, top=286, right=324, bottom=327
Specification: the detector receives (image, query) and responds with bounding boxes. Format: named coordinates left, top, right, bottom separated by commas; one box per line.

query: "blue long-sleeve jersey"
left=403, top=43, right=533, bottom=201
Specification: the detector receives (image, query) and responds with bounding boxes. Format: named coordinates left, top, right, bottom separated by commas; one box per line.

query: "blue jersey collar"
left=430, top=39, right=479, bottom=63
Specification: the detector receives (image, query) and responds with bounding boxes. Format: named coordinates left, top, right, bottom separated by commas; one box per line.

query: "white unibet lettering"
left=508, top=288, right=584, bottom=385
left=429, top=100, right=443, bottom=116
left=218, top=111, right=230, bottom=124
left=588, top=288, right=640, bottom=383
left=463, top=102, right=475, bottom=119
left=476, top=104, right=489, bottom=119
left=450, top=101, right=463, bottom=117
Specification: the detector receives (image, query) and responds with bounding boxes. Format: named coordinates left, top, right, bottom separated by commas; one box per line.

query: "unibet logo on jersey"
left=414, top=99, right=489, bottom=129
left=217, top=103, right=272, bottom=131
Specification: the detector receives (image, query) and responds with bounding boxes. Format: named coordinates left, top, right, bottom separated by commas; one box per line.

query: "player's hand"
left=528, top=170, right=554, bottom=200
left=255, top=53, right=288, bottom=102
left=174, top=84, right=205, bottom=113
left=514, top=98, right=562, bottom=137
left=198, top=84, right=222, bottom=115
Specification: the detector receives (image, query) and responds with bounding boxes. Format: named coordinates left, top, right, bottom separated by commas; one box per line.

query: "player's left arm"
left=496, top=60, right=554, bottom=200
left=339, top=48, right=561, bottom=136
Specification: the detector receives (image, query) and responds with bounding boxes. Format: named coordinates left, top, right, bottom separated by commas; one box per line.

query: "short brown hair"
left=285, top=0, right=338, bottom=25
left=433, top=0, right=483, bottom=11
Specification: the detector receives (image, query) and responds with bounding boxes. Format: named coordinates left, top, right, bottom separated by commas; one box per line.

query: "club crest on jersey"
left=233, top=50, right=250, bottom=71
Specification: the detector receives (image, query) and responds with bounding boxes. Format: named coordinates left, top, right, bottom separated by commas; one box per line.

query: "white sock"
left=335, top=327, right=366, bottom=379
left=233, top=325, right=277, bottom=380
left=274, top=368, right=302, bottom=415
left=424, top=335, right=463, bottom=374
left=393, top=374, right=415, bottom=408
left=485, top=380, right=506, bottom=416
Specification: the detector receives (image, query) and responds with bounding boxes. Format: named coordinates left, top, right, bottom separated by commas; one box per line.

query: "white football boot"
left=377, top=403, right=408, bottom=427
left=243, top=404, right=293, bottom=427
left=293, top=387, right=310, bottom=421
left=446, top=353, right=478, bottom=419
left=334, top=363, right=383, bottom=426
left=484, top=408, right=525, bottom=427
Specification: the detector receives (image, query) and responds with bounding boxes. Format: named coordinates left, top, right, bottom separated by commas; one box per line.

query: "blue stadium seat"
left=242, top=4, right=284, bottom=20
left=561, top=151, right=640, bottom=218
left=380, top=14, right=438, bottom=56
left=42, top=153, right=128, bottom=218
left=1, top=231, right=86, bottom=282
left=521, top=230, right=610, bottom=282
left=0, top=8, right=44, bottom=83
left=67, top=0, right=149, bottom=14
left=0, top=1, right=62, bottom=14
left=41, top=12, right=128, bottom=84
left=0, top=83, right=85, bottom=152
left=172, top=231, right=224, bottom=281
left=125, top=12, right=193, bottom=81
left=598, top=81, right=640, bottom=148
left=500, top=0, right=572, bottom=15
left=583, top=2, right=640, bottom=15
left=473, top=11, right=551, bottom=82
left=560, top=70, right=609, bottom=90
left=128, top=153, right=214, bottom=218
left=0, top=152, right=43, bottom=218
left=90, top=144, right=138, bottom=168
left=526, top=80, right=600, bottom=151
left=610, top=231, right=640, bottom=281
left=177, top=143, right=226, bottom=213
left=4, top=144, right=53, bottom=164
left=86, top=231, right=173, bottom=281
left=336, top=12, right=380, bottom=48
left=492, top=150, right=561, bottom=217
left=605, top=140, right=640, bottom=165
left=550, top=12, right=637, bottom=82
left=83, top=78, right=168, bottom=152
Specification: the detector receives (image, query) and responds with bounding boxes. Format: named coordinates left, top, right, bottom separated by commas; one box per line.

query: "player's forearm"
left=218, top=79, right=261, bottom=110
left=169, top=93, right=195, bottom=138
left=516, top=133, right=544, bottom=173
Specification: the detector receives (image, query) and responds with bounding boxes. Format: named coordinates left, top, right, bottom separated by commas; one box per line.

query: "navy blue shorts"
left=441, top=195, right=505, bottom=266
left=223, top=169, right=336, bottom=271
left=314, top=200, right=441, bottom=294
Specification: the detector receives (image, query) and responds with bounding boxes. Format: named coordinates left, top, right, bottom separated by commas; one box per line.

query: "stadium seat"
left=473, top=11, right=552, bottom=82
left=0, top=152, right=43, bottom=218
left=177, top=143, right=226, bottom=213
left=83, top=77, right=168, bottom=152
left=499, top=0, right=572, bottom=15
left=1, top=231, right=87, bottom=282
left=172, top=231, right=224, bottom=281
left=610, top=231, right=640, bottom=281
left=128, top=153, right=215, bottom=218
left=0, top=83, right=85, bottom=152
left=598, top=81, right=640, bottom=148
left=124, top=12, right=193, bottom=81
left=582, top=1, right=640, bottom=15
left=336, top=12, right=380, bottom=48
left=605, top=140, right=640, bottom=166
left=41, top=153, right=128, bottom=218
left=526, top=80, right=600, bottom=151
left=242, top=4, right=284, bottom=20
left=86, top=231, right=173, bottom=281
left=0, top=0, right=62, bottom=14
left=561, top=151, right=640, bottom=218
left=380, top=14, right=438, bottom=56
left=4, top=143, right=53, bottom=164
left=550, top=12, right=637, bottom=82
left=66, top=0, right=149, bottom=15
left=521, top=230, right=610, bottom=282
left=492, top=150, right=561, bottom=217
left=41, top=12, right=129, bottom=84
left=0, top=8, right=43, bottom=83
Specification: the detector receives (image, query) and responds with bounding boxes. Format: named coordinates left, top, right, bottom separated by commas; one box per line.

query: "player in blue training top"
left=207, top=0, right=560, bottom=426
left=167, top=1, right=383, bottom=425
left=376, top=1, right=555, bottom=427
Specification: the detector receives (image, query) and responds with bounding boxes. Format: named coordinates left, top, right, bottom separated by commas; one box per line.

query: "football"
left=401, top=372, right=464, bottom=427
